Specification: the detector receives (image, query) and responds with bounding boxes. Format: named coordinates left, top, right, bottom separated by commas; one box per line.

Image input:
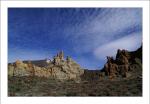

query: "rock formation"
left=103, top=47, right=142, bottom=79
left=8, top=51, right=84, bottom=81
left=8, top=47, right=142, bottom=81
left=44, top=51, right=84, bottom=81
left=104, top=56, right=119, bottom=79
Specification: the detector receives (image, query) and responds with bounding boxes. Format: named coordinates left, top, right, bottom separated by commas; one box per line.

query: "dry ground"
left=8, top=76, right=142, bottom=96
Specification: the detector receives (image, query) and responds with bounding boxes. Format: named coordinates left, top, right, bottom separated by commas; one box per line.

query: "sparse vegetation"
left=8, top=76, right=142, bottom=96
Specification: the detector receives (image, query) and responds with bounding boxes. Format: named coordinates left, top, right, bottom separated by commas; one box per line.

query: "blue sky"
left=8, top=8, right=142, bottom=70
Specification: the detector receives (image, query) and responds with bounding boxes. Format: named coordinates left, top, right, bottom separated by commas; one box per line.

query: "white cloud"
left=93, top=32, right=142, bottom=60
left=89, top=8, right=142, bottom=36
left=64, top=8, right=142, bottom=54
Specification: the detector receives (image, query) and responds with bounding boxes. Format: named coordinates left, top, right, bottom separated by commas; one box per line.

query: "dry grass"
left=8, top=76, right=142, bottom=96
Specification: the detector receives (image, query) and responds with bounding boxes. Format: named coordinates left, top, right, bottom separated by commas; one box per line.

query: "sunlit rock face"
left=44, top=51, right=84, bottom=81
left=8, top=51, right=84, bottom=81
left=8, top=60, right=31, bottom=76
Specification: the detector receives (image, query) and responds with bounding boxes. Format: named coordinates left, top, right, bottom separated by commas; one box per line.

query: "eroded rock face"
left=103, top=49, right=139, bottom=79
left=8, top=51, right=84, bottom=81
left=45, top=51, right=84, bottom=80
left=116, top=49, right=130, bottom=65
left=8, top=60, right=30, bottom=76
left=104, top=57, right=119, bottom=79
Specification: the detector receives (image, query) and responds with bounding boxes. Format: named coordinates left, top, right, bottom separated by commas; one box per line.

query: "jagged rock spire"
left=59, top=50, right=64, bottom=60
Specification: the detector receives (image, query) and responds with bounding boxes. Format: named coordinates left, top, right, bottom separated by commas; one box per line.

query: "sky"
left=8, top=8, right=142, bottom=70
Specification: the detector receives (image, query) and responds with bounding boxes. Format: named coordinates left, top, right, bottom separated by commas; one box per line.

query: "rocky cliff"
left=80, top=46, right=142, bottom=81
left=8, top=51, right=84, bottom=81
left=102, top=46, right=142, bottom=79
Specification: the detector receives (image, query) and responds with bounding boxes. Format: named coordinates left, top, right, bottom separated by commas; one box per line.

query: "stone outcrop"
left=8, top=47, right=142, bottom=81
left=8, top=51, right=84, bottom=81
left=104, top=56, right=119, bottom=79
left=45, top=51, right=84, bottom=81
left=103, top=47, right=142, bottom=79
left=8, top=60, right=30, bottom=76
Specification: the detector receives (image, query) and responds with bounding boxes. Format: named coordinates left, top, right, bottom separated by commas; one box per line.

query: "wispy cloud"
left=94, top=32, right=142, bottom=60
left=8, top=8, right=142, bottom=69
left=64, top=8, right=142, bottom=55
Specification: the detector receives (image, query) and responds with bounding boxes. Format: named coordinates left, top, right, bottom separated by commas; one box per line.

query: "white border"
left=0, top=1, right=149, bottom=104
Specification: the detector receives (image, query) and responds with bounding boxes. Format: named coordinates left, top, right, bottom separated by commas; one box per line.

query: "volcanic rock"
left=8, top=51, right=84, bottom=81
left=103, top=47, right=142, bottom=79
